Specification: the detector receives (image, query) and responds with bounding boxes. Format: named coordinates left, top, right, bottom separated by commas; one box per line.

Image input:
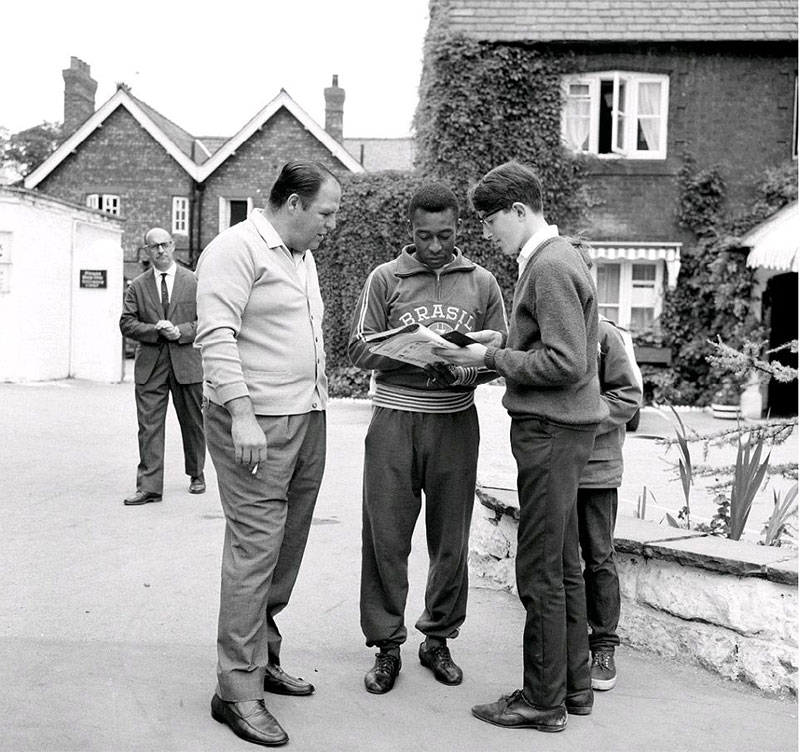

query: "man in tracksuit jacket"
left=348, top=182, right=507, bottom=695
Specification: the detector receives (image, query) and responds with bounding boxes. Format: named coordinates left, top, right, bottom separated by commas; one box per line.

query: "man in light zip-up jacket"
left=348, top=182, right=507, bottom=695
left=195, top=161, right=341, bottom=748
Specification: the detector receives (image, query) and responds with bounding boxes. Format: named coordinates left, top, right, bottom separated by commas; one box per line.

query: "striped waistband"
left=372, top=382, right=474, bottom=413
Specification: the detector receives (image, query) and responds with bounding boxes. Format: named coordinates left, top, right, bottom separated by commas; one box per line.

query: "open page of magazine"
left=365, top=324, right=474, bottom=368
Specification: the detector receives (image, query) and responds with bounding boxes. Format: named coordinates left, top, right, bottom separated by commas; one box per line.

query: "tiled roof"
left=128, top=92, right=197, bottom=160
left=444, top=0, right=798, bottom=41
left=343, top=138, right=416, bottom=171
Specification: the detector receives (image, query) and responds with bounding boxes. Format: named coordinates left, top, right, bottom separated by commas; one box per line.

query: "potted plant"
left=711, top=376, right=741, bottom=419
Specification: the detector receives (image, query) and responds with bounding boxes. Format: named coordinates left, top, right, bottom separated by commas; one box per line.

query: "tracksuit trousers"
left=360, top=406, right=480, bottom=649
left=511, top=416, right=598, bottom=709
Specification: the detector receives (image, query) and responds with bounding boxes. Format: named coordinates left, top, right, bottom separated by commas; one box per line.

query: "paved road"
left=0, top=376, right=796, bottom=751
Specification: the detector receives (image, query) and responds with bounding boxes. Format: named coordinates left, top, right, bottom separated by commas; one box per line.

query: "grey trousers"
left=135, top=347, right=204, bottom=494
left=204, top=402, right=326, bottom=701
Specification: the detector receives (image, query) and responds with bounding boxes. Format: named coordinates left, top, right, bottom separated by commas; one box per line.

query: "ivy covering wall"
left=653, top=160, right=798, bottom=404
left=320, top=12, right=587, bottom=394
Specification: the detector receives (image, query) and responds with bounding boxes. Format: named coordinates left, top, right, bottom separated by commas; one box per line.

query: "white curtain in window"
left=637, top=82, right=661, bottom=150
left=565, top=87, right=591, bottom=151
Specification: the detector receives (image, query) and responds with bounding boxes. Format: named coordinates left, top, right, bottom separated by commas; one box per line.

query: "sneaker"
left=591, top=651, right=617, bottom=691
left=364, top=651, right=401, bottom=694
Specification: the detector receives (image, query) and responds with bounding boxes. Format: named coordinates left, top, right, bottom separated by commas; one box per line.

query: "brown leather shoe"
left=471, top=690, right=567, bottom=732
left=210, top=694, right=288, bottom=746
left=419, top=641, right=463, bottom=685
left=188, top=475, right=206, bottom=494
left=364, top=652, right=401, bottom=694
left=566, top=687, right=593, bottom=715
left=123, top=490, right=162, bottom=506
left=263, top=663, right=314, bottom=696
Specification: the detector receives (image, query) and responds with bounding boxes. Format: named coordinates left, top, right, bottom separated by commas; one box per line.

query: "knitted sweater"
left=484, top=236, right=608, bottom=426
left=580, top=319, right=643, bottom=488
left=194, top=211, right=327, bottom=415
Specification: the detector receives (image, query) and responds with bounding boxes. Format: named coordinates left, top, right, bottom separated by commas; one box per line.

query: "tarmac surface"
left=0, top=372, right=797, bottom=752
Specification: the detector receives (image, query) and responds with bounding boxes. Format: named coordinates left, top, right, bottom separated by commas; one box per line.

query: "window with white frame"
left=593, top=260, right=663, bottom=331
left=172, top=196, right=190, bottom=235
left=219, top=197, right=253, bottom=233
left=86, top=193, right=121, bottom=215
left=563, top=72, right=669, bottom=159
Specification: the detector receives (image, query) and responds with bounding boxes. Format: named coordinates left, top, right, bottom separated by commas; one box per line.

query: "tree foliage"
left=2, top=121, right=63, bottom=175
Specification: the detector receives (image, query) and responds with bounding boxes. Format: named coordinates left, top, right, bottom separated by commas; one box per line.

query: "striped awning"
left=588, top=241, right=682, bottom=262
left=742, top=201, right=799, bottom=273
left=588, top=241, right=682, bottom=287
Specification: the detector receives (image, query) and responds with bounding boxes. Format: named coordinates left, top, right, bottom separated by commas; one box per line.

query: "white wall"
left=0, top=189, right=123, bottom=382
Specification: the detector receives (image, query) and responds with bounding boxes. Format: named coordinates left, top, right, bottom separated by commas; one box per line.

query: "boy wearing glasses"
left=432, top=162, right=608, bottom=733
left=348, top=182, right=507, bottom=695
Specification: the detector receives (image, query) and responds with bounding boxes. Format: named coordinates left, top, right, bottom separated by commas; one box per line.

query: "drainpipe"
left=191, top=181, right=205, bottom=269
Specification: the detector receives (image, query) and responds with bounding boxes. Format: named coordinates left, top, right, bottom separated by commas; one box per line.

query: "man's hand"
left=226, top=397, right=268, bottom=468
left=424, top=362, right=457, bottom=386
left=431, top=343, right=488, bottom=368
left=156, top=320, right=181, bottom=340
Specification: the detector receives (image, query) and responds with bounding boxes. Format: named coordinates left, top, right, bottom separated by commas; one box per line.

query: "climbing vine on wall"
left=413, top=20, right=588, bottom=304
left=657, top=159, right=797, bottom=404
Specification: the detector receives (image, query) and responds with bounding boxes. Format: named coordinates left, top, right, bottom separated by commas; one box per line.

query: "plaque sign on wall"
left=79, top=269, right=108, bottom=289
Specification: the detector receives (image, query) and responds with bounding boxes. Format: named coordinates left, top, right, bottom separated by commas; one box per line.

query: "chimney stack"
left=62, top=57, right=97, bottom=136
left=324, top=74, right=345, bottom=143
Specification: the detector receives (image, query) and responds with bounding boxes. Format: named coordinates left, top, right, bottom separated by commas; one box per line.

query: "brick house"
left=24, top=60, right=368, bottom=279
left=423, top=0, right=797, bottom=337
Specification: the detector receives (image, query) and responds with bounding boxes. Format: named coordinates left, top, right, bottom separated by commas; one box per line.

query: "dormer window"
left=562, top=72, right=669, bottom=159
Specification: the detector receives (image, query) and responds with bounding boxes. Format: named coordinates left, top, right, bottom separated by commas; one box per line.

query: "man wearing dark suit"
left=119, top=227, right=206, bottom=506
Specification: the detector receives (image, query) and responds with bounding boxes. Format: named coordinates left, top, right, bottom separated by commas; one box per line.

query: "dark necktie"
left=160, top=273, right=169, bottom=318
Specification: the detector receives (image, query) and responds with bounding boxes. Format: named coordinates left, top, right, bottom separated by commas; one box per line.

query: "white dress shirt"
left=517, top=224, right=559, bottom=278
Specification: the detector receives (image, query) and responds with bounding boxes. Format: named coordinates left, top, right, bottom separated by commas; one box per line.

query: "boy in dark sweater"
left=433, top=161, right=608, bottom=734
left=579, top=318, right=642, bottom=691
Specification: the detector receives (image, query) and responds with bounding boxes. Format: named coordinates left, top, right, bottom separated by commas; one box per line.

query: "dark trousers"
left=134, top=347, right=204, bottom=494
left=204, top=402, right=326, bottom=701
left=511, top=417, right=597, bottom=708
left=360, top=406, right=479, bottom=649
left=577, top=487, right=621, bottom=652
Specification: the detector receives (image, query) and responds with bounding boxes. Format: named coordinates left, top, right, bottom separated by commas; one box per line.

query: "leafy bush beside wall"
left=657, top=160, right=797, bottom=404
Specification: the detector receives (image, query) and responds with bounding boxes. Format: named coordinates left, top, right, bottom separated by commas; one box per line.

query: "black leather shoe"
left=419, top=641, right=463, bottom=685
left=210, top=694, right=288, bottom=747
left=364, top=652, right=401, bottom=694
left=471, top=690, right=567, bottom=732
left=566, top=687, right=593, bottom=715
left=189, top=475, right=206, bottom=494
left=263, top=663, right=314, bottom=696
left=123, top=490, right=162, bottom=506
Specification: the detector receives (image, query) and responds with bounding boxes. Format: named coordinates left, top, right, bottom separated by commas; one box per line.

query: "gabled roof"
left=196, top=90, right=363, bottom=180
left=24, top=86, right=363, bottom=189
left=442, top=0, right=798, bottom=42
left=344, top=138, right=416, bottom=171
left=24, top=86, right=199, bottom=188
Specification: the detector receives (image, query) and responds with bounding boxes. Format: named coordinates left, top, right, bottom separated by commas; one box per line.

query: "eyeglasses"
left=147, top=241, right=173, bottom=251
left=478, top=208, right=504, bottom=227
